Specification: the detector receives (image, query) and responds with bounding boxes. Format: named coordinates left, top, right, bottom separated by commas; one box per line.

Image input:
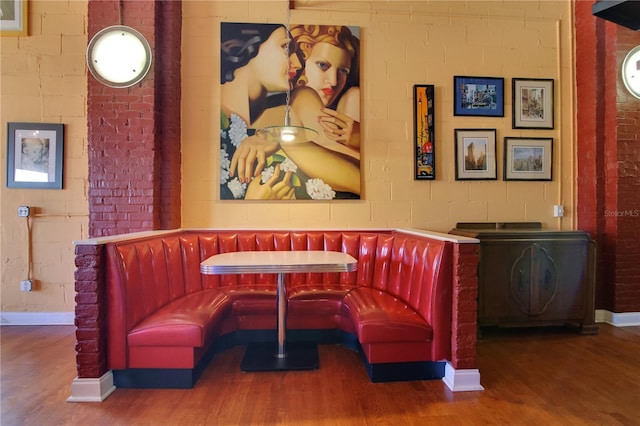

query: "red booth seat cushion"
left=128, top=289, right=231, bottom=347
left=341, top=288, right=434, bottom=344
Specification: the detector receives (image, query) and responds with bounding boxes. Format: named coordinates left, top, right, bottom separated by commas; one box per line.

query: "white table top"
left=200, top=250, right=357, bottom=275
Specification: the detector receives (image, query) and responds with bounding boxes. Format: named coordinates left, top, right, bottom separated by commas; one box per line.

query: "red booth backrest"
left=105, top=230, right=453, bottom=367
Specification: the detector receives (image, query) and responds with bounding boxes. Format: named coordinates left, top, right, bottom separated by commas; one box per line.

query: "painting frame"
left=6, top=122, right=64, bottom=189
left=453, top=76, right=504, bottom=117
left=413, top=84, right=435, bottom=180
left=512, top=78, right=554, bottom=129
left=0, top=0, right=28, bottom=37
left=504, top=137, right=553, bottom=181
left=454, top=129, right=497, bottom=181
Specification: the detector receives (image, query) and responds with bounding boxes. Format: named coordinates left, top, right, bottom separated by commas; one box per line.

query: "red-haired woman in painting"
left=290, top=24, right=360, bottom=151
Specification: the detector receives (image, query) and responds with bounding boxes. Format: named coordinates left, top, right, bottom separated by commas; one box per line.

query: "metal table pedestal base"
left=240, top=342, right=319, bottom=372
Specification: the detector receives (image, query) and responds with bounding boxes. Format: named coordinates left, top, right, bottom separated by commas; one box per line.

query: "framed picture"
left=504, top=137, right=553, bottom=181
left=219, top=22, right=362, bottom=200
left=512, top=78, right=554, bottom=129
left=0, top=0, right=28, bottom=37
left=414, top=84, right=435, bottom=180
left=454, top=129, right=497, bottom=180
left=6, top=122, right=64, bottom=189
left=453, top=76, right=504, bottom=117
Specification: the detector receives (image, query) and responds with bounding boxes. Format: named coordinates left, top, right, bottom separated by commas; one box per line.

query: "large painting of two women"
left=220, top=23, right=361, bottom=200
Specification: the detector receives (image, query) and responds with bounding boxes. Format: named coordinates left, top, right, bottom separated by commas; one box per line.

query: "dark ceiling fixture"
left=592, top=0, right=640, bottom=31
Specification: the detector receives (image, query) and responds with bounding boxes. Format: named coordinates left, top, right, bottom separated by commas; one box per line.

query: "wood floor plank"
left=1, top=324, right=639, bottom=425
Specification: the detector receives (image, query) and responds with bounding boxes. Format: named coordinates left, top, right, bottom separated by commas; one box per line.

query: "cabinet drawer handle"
left=544, top=269, right=551, bottom=289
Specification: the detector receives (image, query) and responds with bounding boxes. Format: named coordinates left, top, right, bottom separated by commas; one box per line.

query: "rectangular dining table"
left=200, top=250, right=358, bottom=371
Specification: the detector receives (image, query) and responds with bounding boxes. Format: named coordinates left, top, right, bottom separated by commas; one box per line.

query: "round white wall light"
left=87, top=25, right=152, bottom=88
left=622, top=45, right=640, bottom=100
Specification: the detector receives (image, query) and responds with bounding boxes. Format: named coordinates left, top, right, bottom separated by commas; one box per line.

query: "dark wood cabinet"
left=450, top=222, right=598, bottom=334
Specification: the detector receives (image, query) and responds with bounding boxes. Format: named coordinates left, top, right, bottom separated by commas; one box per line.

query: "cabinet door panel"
left=479, top=241, right=530, bottom=324
left=534, top=241, right=588, bottom=320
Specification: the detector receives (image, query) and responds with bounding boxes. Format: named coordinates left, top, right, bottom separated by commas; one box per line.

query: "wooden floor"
left=1, top=324, right=639, bottom=426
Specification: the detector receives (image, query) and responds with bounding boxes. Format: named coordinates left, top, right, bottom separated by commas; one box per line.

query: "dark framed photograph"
left=454, top=129, right=497, bottom=180
left=0, top=0, right=28, bottom=37
left=504, top=137, right=553, bottom=181
left=512, top=78, right=554, bottom=129
left=6, top=122, right=64, bottom=189
left=453, top=76, right=504, bottom=117
left=414, top=84, right=435, bottom=180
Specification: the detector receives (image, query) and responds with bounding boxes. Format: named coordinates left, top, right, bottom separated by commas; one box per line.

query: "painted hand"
left=245, top=165, right=295, bottom=200
left=317, top=108, right=360, bottom=150
left=230, top=135, right=279, bottom=183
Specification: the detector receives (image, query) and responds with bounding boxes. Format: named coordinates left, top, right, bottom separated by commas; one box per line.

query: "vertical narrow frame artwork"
left=454, top=129, right=497, bottom=180
left=504, top=137, right=553, bottom=181
left=0, top=0, right=28, bottom=36
left=512, top=78, right=554, bottom=129
left=453, top=76, right=504, bottom=117
left=219, top=22, right=362, bottom=200
left=414, top=85, right=435, bottom=180
left=6, top=122, right=64, bottom=189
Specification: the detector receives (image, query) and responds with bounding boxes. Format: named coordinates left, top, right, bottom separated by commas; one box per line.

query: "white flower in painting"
left=305, top=178, right=335, bottom=200
left=280, top=157, right=298, bottom=173
left=227, top=177, right=247, bottom=199
left=228, top=114, right=248, bottom=147
left=261, top=166, right=275, bottom=184
left=220, top=149, right=231, bottom=185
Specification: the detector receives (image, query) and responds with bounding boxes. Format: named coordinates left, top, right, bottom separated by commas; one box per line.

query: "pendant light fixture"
left=255, top=1, right=319, bottom=144
left=86, top=1, right=152, bottom=88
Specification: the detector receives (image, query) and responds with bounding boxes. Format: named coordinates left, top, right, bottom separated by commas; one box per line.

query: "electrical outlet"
left=17, top=206, right=30, bottom=217
left=20, top=280, right=33, bottom=292
left=553, top=205, right=565, bottom=217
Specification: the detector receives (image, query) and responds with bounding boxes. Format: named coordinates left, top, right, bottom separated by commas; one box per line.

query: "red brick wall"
left=77, top=0, right=182, bottom=378
left=87, top=0, right=181, bottom=237
left=451, top=243, right=479, bottom=369
left=74, top=244, right=107, bottom=378
left=576, top=0, right=640, bottom=313
left=614, top=28, right=640, bottom=312
left=154, top=0, right=182, bottom=230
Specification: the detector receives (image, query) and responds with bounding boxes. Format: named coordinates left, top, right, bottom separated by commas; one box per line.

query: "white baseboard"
left=67, top=372, right=116, bottom=402
left=595, top=309, right=640, bottom=327
left=0, top=311, right=74, bottom=325
left=442, top=362, right=484, bottom=392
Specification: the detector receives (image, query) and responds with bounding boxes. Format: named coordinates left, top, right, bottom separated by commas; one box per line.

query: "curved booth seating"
left=104, top=229, right=455, bottom=388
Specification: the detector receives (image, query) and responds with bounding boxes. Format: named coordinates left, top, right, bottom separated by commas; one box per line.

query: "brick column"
left=87, top=0, right=181, bottom=237
left=73, top=243, right=107, bottom=378
left=76, top=0, right=181, bottom=384
left=576, top=1, right=640, bottom=313
left=450, top=243, right=479, bottom=369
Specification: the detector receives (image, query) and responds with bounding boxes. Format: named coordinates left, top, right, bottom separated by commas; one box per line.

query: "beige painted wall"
left=1, top=0, right=575, bottom=318
left=182, top=0, right=576, bottom=233
left=1, top=1, right=88, bottom=319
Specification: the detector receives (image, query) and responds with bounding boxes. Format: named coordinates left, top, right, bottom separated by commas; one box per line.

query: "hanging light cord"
left=284, top=3, right=292, bottom=127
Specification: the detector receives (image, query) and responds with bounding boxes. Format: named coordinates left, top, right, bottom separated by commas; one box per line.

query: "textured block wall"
left=181, top=1, right=575, bottom=232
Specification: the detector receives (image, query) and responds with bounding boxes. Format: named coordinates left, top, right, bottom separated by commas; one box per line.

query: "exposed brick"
left=75, top=0, right=182, bottom=380
left=576, top=3, right=640, bottom=313
left=75, top=328, right=100, bottom=341
left=450, top=243, right=480, bottom=370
